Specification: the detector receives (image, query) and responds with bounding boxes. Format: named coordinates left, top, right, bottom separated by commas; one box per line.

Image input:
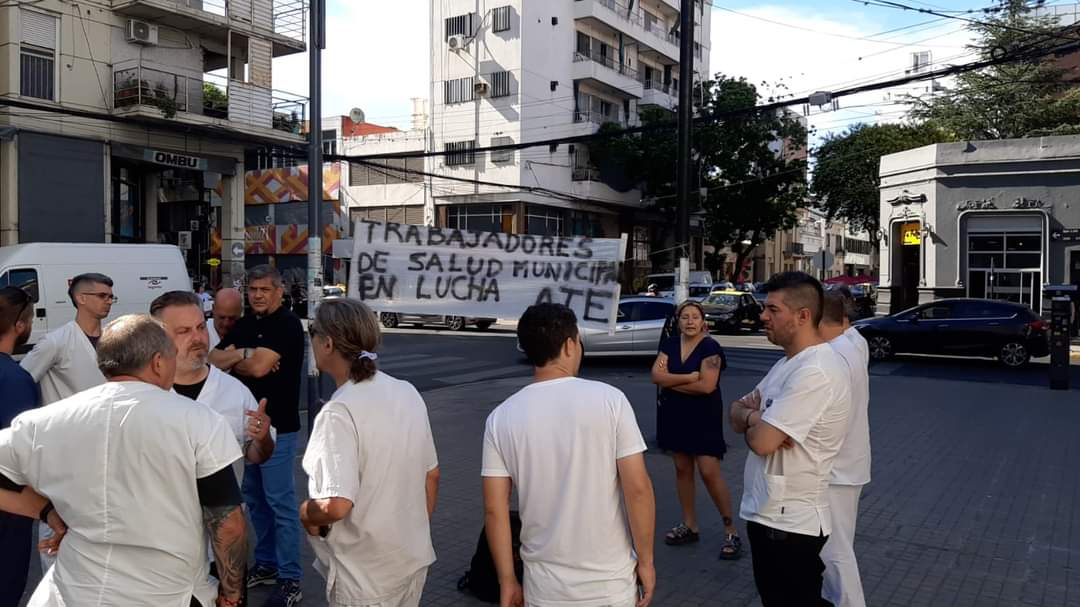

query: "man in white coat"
left=19, top=272, right=112, bottom=566
left=20, top=272, right=112, bottom=403
left=152, top=290, right=274, bottom=604
left=0, top=314, right=248, bottom=607
left=819, top=287, right=871, bottom=607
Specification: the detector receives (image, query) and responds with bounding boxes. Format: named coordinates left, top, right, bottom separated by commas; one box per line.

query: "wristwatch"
left=39, top=500, right=54, bottom=522
left=243, top=347, right=253, bottom=360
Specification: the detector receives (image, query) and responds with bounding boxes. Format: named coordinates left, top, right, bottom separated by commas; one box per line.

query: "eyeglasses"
left=82, top=292, right=118, bottom=303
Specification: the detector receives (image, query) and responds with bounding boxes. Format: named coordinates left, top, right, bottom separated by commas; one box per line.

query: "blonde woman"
left=651, top=300, right=741, bottom=560
left=301, top=299, right=440, bottom=607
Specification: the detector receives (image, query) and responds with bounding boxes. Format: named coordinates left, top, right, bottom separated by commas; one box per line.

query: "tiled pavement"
left=20, top=341, right=1080, bottom=606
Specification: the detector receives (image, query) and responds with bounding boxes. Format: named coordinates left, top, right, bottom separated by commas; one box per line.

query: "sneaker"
left=247, top=564, right=278, bottom=588
left=262, top=579, right=302, bottom=607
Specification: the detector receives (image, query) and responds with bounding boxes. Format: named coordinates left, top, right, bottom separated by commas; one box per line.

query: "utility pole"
left=306, top=0, right=325, bottom=430
left=675, top=0, right=694, bottom=303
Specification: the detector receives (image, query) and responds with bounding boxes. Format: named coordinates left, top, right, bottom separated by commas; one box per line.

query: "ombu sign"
left=349, top=220, right=626, bottom=329
left=901, top=222, right=922, bottom=246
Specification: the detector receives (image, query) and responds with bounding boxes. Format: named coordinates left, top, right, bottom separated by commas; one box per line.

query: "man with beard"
left=0, top=286, right=42, bottom=603
left=152, top=291, right=274, bottom=604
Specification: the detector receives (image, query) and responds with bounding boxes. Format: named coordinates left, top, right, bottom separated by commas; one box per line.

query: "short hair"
left=149, top=290, right=202, bottom=318
left=517, top=303, right=579, bottom=367
left=762, top=272, right=824, bottom=327
left=823, top=286, right=854, bottom=324
left=0, top=287, right=32, bottom=335
left=246, top=265, right=283, bottom=289
left=68, top=273, right=113, bottom=308
left=97, top=314, right=176, bottom=378
left=311, top=299, right=382, bottom=383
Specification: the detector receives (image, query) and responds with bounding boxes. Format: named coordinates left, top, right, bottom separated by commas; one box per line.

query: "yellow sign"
left=207, top=258, right=222, bottom=267
left=901, top=222, right=922, bottom=246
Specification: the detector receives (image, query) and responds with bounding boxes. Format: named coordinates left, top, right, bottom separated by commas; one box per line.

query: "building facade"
left=879, top=135, right=1080, bottom=315
left=0, top=0, right=308, bottom=288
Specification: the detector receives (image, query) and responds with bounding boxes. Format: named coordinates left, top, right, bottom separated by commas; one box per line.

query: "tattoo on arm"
left=203, top=504, right=247, bottom=600
left=703, top=355, right=722, bottom=370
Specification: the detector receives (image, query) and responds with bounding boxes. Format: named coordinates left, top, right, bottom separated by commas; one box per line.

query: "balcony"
left=785, top=242, right=806, bottom=257
left=112, top=0, right=306, bottom=57
left=112, top=61, right=307, bottom=143
left=639, top=79, right=676, bottom=111
left=573, top=0, right=681, bottom=62
left=571, top=51, right=643, bottom=98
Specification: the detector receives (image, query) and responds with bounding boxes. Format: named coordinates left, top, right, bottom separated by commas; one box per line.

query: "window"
left=0, top=268, right=40, bottom=303
left=490, top=136, right=514, bottom=163
left=492, top=6, right=511, bottom=33
left=20, top=10, right=56, bottom=101
left=321, top=130, right=337, bottom=157
left=643, top=11, right=659, bottom=32
left=617, top=302, right=637, bottom=321
left=526, top=205, right=564, bottom=236
left=918, top=305, right=952, bottom=320
left=954, top=301, right=1014, bottom=319
left=446, top=205, right=512, bottom=233
left=632, top=226, right=650, bottom=262
left=111, top=165, right=143, bottom=243
left=445, top=140, right=476, bottom=166
left=350, top=159, right=423, bottom=185
left=638, top=302, right=674, bottom=322
left=576, top=31, right=591, bottom=57
left=489, top=71, right=512, bottom=98
left=445, top=13, right=475, bottom=39
left=444, top=77, right=474, bottom=104
left=694, top=42, right=703, bottom=59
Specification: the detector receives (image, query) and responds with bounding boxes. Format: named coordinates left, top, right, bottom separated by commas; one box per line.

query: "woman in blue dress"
left=650, top=300, right=742, bottom=559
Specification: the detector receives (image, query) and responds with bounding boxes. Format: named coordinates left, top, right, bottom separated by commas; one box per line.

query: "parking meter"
left=1050, top=296, right=1071, bottom=391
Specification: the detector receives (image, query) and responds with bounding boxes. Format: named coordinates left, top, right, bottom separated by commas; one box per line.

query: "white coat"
left=20, top=321, right=105, bottom=405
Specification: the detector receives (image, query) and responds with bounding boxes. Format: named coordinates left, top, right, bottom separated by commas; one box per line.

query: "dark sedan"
left=701, top=291, right=764, bottom=333
left=854, top=298, right=1049, bottom=367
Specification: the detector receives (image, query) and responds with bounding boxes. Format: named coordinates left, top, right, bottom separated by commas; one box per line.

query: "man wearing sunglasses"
left=0, top=286, right=41, bottom=604
left=19, top=272, right=113, bottom=569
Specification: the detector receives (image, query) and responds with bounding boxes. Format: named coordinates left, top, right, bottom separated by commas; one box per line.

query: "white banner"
left=348, top=220, right=626, bottom=329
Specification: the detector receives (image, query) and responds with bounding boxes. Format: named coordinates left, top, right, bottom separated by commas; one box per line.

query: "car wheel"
left=999, top=342, right=1030, bottom=368
left=868, top=336, right=893, bottom=361
left=476, top=320, right=493, bottom=331
left=446, top=316, right=466, bottom=331
left=380, top=313, right=399, bottom=329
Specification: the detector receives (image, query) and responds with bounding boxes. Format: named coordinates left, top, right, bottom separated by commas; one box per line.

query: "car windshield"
left=688, top=285, right=711, bottom=297
left=703, top=294, right=739, bottom=308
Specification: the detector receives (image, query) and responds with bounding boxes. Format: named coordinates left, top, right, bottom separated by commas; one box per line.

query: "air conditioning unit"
left=447, top=34, right=468, bottom=52
left=126, top=20, right=159, bottom=45
left=473, top=80, right=490, bottom=97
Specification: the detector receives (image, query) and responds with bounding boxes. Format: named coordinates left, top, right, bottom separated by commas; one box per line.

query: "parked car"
left=518, top=296, right=675, bottom=358
left=379, top=312, right=495, bottom=331
left=687, top=284, right=713, bottom=301
left=701, top=290, right=764, bottom=333
left=643, top=271, right=715, bottom=297
left=853, top=298, right=1049, bottom=367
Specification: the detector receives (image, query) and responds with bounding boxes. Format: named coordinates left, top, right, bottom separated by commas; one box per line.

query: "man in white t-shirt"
left=207, top=288, right=243, bottom=350
left=818, top=287, right=871, bottom=607
left=0, top=314, right=247, bottom=607
left=730, top=272, right=852, bottom=606
left=482, top=303, right=656, bottom=607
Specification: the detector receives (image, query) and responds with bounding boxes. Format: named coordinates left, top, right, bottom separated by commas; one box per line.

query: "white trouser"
left=822, top=484, right=866, bottom=607
left=331, top=568, right=428, bottom=607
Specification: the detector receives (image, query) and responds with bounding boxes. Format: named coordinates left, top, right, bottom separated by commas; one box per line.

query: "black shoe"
left=247, top=564, right=278, bottom=588
left=262, top=579, right=302, bottom=606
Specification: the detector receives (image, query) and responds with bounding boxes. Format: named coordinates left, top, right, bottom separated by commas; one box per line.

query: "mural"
left=245, top=165, right=341, bottom=205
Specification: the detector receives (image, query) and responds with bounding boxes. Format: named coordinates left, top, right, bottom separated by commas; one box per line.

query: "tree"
left=812, top=122, right=951, bottom=237
left=908, top=0, right=1080, bottom=139
left=589, top=75, right=809, bottom=282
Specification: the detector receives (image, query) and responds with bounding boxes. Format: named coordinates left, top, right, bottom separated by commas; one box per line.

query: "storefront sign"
left=956, top=199, right=997, bottom=211
left=1012, top=197, right=1047, bottom=209
left=1051, top=228, right=1080, bottom=242
left=144, top=149, right=208, bottom=171
left=901, top=222, right=922, bottom=246
left=207, top=258, right=222, bottom=267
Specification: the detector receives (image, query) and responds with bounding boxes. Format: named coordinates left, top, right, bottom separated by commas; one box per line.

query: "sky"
left=271, top=1, right=1053, bottom=142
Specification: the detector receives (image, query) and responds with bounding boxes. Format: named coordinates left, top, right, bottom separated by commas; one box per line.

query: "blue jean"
left=244, top=431, right=303, bottom=581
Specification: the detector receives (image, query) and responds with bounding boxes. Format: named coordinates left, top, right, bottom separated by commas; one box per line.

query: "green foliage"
left=203, top=83, right=228, bottom=110
left=812, top=123, right=952, bottom=236
left=908, top=0, right=1080, bottom=139
left=590, top=75, right=809, bottom=281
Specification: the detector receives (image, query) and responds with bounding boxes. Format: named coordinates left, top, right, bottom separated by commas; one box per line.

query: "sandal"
left=719, top=533, right=742, bottom=560
left=664, top=523, right=700, bottom=546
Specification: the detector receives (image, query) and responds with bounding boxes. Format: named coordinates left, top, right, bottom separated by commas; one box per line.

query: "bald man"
left=208, top=289, right=243, bottom=350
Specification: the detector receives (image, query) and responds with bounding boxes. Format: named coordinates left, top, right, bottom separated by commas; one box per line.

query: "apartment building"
left=0, top=0, right=308, bottom=288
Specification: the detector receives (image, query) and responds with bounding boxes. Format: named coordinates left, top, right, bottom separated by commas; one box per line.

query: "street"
left=20, top=328, right=1080, bottom=606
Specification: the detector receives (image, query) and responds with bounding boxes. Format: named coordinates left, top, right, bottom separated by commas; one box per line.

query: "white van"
left=644, top=271, right=715, bottom=298
left=0, top=243, right=191, bottom=352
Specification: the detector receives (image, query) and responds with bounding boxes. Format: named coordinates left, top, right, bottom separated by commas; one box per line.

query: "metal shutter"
left=21, top=10, right=56, bottom=49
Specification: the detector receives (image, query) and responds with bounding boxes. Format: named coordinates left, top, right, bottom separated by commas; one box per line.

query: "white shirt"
left=20, top=321, right=106, bottom=405
left=198, top=293, right=213, bottom=314
left=741, top=343, right=852, bottom=537
left=0, top=381, right=242, bottom=607
left=207, top=319, right=221, bottom=350
left=481, top=377, right=647, bottom=607
left=303, top=372, right=438, bottom=605
left=829, top=328, right=872, bottom=486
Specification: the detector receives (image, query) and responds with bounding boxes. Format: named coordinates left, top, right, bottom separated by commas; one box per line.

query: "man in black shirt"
left=210, top=265, right=305, bottom=607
